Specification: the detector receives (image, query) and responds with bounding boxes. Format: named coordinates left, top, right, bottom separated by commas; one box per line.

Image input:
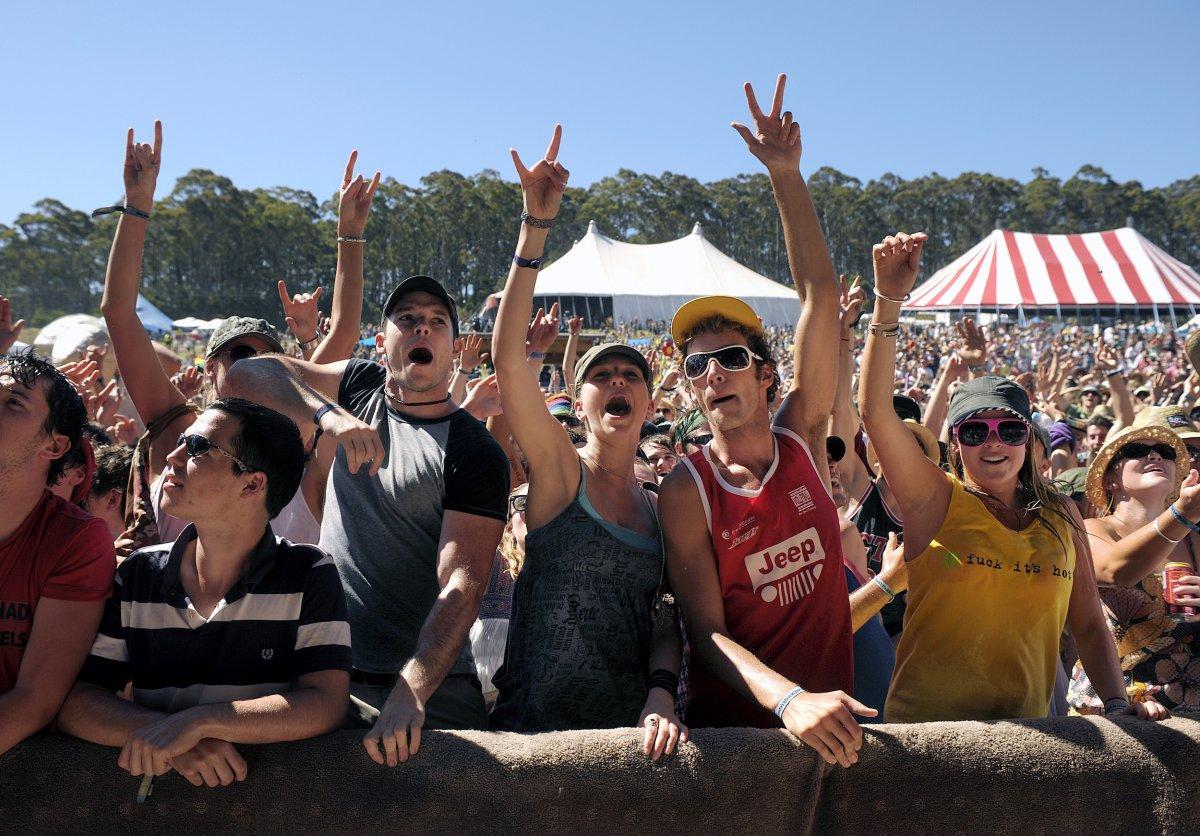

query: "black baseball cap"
left=382, top=275, right=459, bottom=336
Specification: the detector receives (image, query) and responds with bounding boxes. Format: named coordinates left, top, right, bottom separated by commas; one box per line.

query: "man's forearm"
left=769, top=168, right=836, bottom=306
left=313, top=239, right=365, bottom=363
left=401, top=578, right=485, bottom=703
left=180, top=683, right=345, bottom=744
left=698, top=631, right=805, bottom=714
left=0, top=687, right=67, bottom=755
left=224, top=357, right=330, bottom=430
left=56, top=684, right=166, bottom=748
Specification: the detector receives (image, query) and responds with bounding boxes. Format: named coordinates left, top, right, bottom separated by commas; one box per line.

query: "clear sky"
left=2, top=0, right=1196, bottom=225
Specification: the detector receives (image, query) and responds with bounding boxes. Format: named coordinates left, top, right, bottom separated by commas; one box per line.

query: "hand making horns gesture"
left=731, top=74, right=801, bottom=173
left=124, top=120, right=163, bottom=212
left=510, top=124, right=569, bottom=222
left=339, top=149, right=381, bottom=238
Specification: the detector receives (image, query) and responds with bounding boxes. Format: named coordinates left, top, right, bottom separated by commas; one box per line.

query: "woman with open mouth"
left=486, top=126, right=686, bottom=761
left=859, top=231, right=1167, bottom=724
left=1068, top=421, right=1200, bottom=714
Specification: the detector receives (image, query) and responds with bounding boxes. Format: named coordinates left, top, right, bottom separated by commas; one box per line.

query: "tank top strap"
left=575, top=460, right=660, bottom=553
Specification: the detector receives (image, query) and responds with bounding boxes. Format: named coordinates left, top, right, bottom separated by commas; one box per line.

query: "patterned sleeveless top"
left=490, top=466, right=662, bottom=732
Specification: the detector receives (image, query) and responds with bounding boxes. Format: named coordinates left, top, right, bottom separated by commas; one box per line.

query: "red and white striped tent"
left=908, top=227, right=1200, bottom=318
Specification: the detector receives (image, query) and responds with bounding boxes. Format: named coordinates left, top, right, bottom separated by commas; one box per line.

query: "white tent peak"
left=530, top=222, right=800, bottom=328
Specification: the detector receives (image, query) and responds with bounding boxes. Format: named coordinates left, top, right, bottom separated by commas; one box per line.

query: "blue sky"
left=1, top=1, right=1196, bottom=224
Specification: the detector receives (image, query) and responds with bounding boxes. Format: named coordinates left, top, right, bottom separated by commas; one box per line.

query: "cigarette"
left=137, top=774, right=154, bottom=804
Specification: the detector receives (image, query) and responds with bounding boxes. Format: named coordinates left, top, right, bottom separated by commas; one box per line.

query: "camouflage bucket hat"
left=206, top=317, right=285, bottom=358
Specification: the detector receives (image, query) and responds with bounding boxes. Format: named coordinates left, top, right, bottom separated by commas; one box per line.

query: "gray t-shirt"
left=320, top=359, right=509, bottom=675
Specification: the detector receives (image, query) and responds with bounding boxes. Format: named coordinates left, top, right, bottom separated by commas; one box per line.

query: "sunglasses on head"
left=508, top=493, right=527, bottom=515
left=176, top=433, right=254, bottom=472
left=953, top=416, right=1030, bottom=448
left=1116, top=442, right=1177, bottom=462
left=214, top=343, right=262, bottom=363
left=683, top=344, right=763, bottom=379
left=685, top=433, right=713, bottom=448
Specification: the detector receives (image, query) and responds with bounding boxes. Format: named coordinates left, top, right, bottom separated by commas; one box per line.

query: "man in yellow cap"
left=658, top=74, right=873, bottom=770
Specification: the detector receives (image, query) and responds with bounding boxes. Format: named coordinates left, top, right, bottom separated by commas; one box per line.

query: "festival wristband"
left=774, top=685, right=806, bottom=719
left=313, top=403, right=339, bottom=427
left=1169, top=504, right=1200, bottom=534
left=513, top=254, right=542, bottom=269
left=91, top=202, right=151, bottom=220
left=1103, top=697, right=1130, bottom=714
left=872, top=575, right=898, bottom=602
left=1154, top=515, right=1184, bottom=543
left=529, top=351, right=546, bottom=360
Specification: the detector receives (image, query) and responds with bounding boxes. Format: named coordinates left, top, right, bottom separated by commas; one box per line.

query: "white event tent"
left=527, top=221, right=801, bottom=329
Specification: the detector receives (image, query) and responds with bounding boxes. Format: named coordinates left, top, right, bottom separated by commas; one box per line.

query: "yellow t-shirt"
left=886, top=474, right=1076, bottom=723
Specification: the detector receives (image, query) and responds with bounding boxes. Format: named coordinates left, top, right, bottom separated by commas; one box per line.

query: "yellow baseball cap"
left=671, top=296, right=764, bottom=347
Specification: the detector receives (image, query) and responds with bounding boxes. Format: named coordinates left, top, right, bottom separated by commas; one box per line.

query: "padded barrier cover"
left=1, top=717, right=1197, bottom=834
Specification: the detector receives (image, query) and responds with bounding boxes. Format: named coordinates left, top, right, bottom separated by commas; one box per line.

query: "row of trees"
left=2, top=165, right=1198, bottom=327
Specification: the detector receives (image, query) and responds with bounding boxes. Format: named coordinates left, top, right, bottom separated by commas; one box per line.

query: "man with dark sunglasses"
left=658, top=75, right=872, bottom=770
left=58, top=398, right=351, bottom=789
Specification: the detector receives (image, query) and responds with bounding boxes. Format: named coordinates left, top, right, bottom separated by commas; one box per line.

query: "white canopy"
left=173, top=316, right=218, bottom=330
left=135, top=294, right=174, bottom=335
left=531, top=221, right=801, bottom=328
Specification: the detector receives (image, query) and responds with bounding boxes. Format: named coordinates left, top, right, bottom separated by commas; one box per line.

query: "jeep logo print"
left=743, top=528, right=825, bottom=605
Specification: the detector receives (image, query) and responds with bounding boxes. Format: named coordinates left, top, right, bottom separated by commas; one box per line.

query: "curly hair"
left=1, top=351, right=86, bottom=485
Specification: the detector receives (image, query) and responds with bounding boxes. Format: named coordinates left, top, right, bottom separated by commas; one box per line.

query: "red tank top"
left=681, top=427, right=854, bottom=727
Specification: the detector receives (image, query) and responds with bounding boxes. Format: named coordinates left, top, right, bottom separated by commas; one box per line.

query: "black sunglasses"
left=176, top=433, right=254, bottom=472
left=213, top=343, right=262, bottom=363
left=508, top=493, right=527, bottom=515
left=683, top=345, right=763, bottom=379
left=1117, top=442, right=1177, bottom=462
left=685, top=433, right=714, bottom=447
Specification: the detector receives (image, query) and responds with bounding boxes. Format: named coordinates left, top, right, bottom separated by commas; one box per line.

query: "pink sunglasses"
left=953, top=416, right=1030, bottom=448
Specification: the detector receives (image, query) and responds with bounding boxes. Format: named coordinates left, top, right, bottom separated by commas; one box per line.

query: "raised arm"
left=731, top=75, right=840, bottom=449
left=0, top=295, right=26, bottom=355
left=563, top=314, right=582, bottom=398
left=98, top=121, right=191, bottom=474
left=314, top=151, right=380, bottom=364
left=491, top=126, right=579, bottom=504
left=1095, top=345, right=1135, bottom=433
left=859, top=233, right=951, bottom=557
left=924, top=354, right=964, bottom=439
left=831, top=277, right=871, bottom=501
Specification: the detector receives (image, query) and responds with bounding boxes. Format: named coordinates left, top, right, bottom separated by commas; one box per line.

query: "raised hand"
left=838, top=275, right=865, bottom=338
left=567, top=315, right=583, bottom=336
left=94, top=379, right=122, bottom=427
left=1095, top=344, right=1122, bottom=377
left=338, top=150, right=381, bottom=238
left=955, top=316, right=988, bottom=368
left=1173, top=469, right=1200, bottom=521
left=461, top=373, right=502, bottom=420
left=172, top=365, right=203, bottom=400
left=871, top=231, right=927, bottom=301
left=124, top=120, right=162, bottom=213
left=526, top=302, right=561, bottom=357
left=459, top=334, right=484, bottom=373
left=731, top=74, right=801, bottom=174
left=108, top=414, right=140, bottom=446
left=277, top=280, right=325, bottom=343
left=510, top=124, right=569, bottom=221
left=0, top=296, right=26, bottom=354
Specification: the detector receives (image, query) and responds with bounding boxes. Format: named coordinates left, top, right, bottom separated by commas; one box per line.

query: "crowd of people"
left=2, top=74, right=1197, bottom=791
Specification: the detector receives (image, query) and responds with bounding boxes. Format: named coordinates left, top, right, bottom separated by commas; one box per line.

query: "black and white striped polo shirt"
left=79, top=524, right=351, bottom=712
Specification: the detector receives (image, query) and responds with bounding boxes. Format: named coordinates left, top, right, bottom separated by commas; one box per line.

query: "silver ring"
left=647, top=717, right=658, bottom=727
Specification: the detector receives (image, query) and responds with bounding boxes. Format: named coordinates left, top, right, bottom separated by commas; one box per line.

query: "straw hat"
left=1085, top=424, right=1190, bottom=511
left=867, top=419, right=940, bottom=471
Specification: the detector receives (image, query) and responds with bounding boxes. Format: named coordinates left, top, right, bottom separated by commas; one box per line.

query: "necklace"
left=580, top=453, right=643, bottom=489
left=385, top=389, right=451, bottom=408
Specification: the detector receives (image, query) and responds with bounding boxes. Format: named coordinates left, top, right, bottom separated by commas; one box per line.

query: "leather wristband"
left=647, top=668, right=679, bottom=696
left=520, top=211, right=555, bottom=229
left=514, top=254, right=542, bottom=269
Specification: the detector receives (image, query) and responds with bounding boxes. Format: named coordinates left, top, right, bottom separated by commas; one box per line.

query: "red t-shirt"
left=0, top=491, right=115, bottom=694
left=681, top=427, right=854, bottom=727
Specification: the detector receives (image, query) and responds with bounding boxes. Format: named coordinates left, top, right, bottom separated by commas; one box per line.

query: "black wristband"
left=313, top=403, right=338, bottom=427
left=513, top=254, right=542, bottom=270
left=647, top=668, right=679, bottom=696
left=91, top=202, right=151, bottom=221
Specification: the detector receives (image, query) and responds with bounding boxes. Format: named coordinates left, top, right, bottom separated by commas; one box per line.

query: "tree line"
left=2, top=164, right=1198, bottom=327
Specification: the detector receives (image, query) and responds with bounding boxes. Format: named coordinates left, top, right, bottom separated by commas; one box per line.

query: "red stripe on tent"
left=1031, top=233, right=1077, bottom=305
left=1066, top=235, right=1114, bottom=304
left=1002, top=231, right=1037, bottom=305
left=947, top=244, right=990, bottom=307
left=1101, top=230, right=1168, bottom=304
left=1145, top=244, right=1200, bottom=301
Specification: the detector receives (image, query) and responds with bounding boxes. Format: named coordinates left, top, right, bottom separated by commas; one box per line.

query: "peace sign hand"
left=277, top=280, right=325, bottom=343
left=338, top=150, right=382, bottom=238
left=124, top=120, right=162, bottom=213
left=510, top=124, right=569, bottom=221
left=731, top=74, right=801, bottom=174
